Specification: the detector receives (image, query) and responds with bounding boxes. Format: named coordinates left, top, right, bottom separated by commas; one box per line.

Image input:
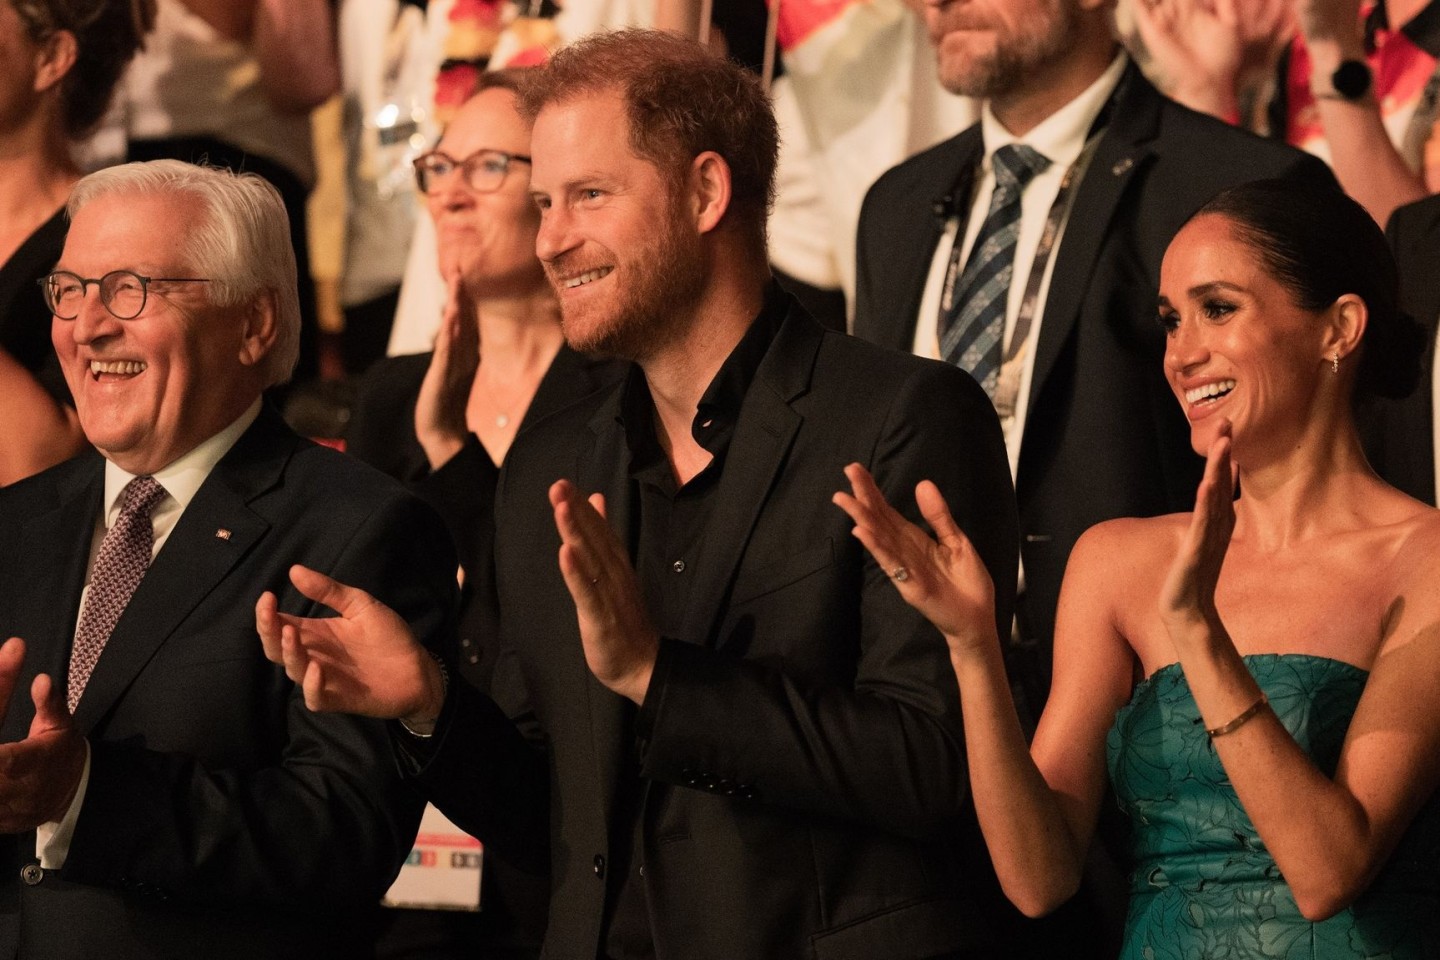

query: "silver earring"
left=1331, top=353, right=1340, bottom=374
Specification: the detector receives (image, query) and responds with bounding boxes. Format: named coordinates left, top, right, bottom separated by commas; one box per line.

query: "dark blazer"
left=1363, top=194, right=1440, bottom=504
left=0, top=407, right=455, bottom=960
left=855, top=62, right=1332, bottom=700
left=347, top=345, right=625, bottom=954
left=410, top=301, right=1020, bottom=959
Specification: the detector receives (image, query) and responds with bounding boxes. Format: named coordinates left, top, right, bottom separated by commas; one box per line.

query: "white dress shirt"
left=913, top=54, right=1127, bottom=481
left=36, top=399, right=262, bottom=869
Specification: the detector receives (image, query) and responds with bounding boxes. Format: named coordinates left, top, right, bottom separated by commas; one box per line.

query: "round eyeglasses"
left=40, top=270, right=211, bottom=321
left=413, top=148, right=532, bottom=195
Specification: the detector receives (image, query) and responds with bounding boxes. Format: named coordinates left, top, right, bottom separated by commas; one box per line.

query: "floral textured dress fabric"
left=1107, top=654, right=1440, bottom=959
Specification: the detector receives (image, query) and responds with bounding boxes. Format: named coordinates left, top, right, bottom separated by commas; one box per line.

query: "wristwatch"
left=1320, top=59, right=1373, bottom=101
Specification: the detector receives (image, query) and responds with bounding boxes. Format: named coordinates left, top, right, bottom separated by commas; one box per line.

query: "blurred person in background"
left=1132, top=0, right=1440, bottom=225
left=115, top=0, right=340, bottom=384
left=0, top=0, right=154, bottom=486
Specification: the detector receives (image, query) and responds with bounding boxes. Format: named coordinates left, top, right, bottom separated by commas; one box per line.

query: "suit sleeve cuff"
left=37, top=738, right=91, bottom=870
left=634, top=638, right=683, bottom=743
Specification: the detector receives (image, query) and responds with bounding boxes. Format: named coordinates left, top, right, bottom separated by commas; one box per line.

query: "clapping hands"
left=0, top=638, right=86, bottom=831
left=551, top=480, right=659, bottom=705
left=1131, top=0, right=1296, bottom=119
left=255, top=567, right=446, bottom=730
left=414, top=270, right=480, bottom=470
left=833, top=463, right=999, bottom=660
left=1159, top=420, right=1237, bottom=640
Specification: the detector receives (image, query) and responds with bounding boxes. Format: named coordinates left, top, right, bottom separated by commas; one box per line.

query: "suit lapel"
left=891, top=134, right=983, bottom=352
left=1027, top=64, right=1158, bottom=414
left=576, top=387, right=636, bottom=828
left=578, top=387, right=636, bottom=554
left=8, top=461, right=102, bottom=712
left=70, top=410, right=292, bottom=731
left=678, top=309, right=815, bottom=646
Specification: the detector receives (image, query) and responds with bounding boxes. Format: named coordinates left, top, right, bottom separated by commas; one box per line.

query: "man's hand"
left=0, top=638, right=86, bottom=831
left=551, top=480, right=659, bottom=705
left=256, top=566, right=445, bottom=730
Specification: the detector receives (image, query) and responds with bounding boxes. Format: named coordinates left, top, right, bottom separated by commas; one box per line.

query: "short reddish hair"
left=518, top=29, right=778, bottom=253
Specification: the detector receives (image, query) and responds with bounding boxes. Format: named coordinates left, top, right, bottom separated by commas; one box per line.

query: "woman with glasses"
left=836, top=178, right=1440, bottom=959
left=0, top=0, right=153, bottom=486
left=347, top=69, right=624, bottom=960
left=350, top=69, right=625, bottom=483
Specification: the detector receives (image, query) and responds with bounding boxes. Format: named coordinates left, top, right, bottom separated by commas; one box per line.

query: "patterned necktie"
left=68, top=475, right=167, bottom=712
left=939, top=143, right=1051, bottom=398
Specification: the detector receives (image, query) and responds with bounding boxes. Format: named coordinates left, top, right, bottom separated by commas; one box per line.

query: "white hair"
left=67, top=159, right=302, bottom=387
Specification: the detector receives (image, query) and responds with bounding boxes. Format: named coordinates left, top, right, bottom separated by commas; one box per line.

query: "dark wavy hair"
left=11, top=0, right=156, bottom=140
left=516, top=28, right=778, bottom=259
left=1191, top=177, right=1426, bottom=401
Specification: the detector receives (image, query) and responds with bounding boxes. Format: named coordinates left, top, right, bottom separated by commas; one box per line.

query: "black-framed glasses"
left=413, top=148, right=531, bottom=195
left=40, top=270, right=211, bottom=321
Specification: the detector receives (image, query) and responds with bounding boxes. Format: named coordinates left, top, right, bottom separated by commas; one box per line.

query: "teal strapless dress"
left=1105, top=654, right=1440, bottom=959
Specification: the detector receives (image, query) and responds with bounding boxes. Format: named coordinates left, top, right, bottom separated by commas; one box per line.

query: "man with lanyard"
left=854, top=2, right=1330, bottom=953
left=855, top=0, right=1331, bottom=726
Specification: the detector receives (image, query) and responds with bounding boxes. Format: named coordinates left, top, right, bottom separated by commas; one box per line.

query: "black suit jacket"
left=855, top=62, right=1332, bottom=699
left=0, top=407, right=455, bottom=960
left=347, top=344, right=625, bottom=953
left=410, top=302, right=1020, bottom=959
left=1363, top=194, right=1440, bottom=504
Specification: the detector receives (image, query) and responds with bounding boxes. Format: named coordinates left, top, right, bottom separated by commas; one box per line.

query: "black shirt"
left=601, top=288, right=787, bottom=960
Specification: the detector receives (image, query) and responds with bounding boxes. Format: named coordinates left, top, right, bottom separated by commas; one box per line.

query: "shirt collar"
left=979, top=51, right=1128, bottom=171
left=618, top=282, right=788, bottom=465
left=101, top=399, right=262, bottom=527
left=691, top=282, right=787, bottom=449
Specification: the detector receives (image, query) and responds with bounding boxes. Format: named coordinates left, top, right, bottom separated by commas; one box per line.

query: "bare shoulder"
left=1060, top=514, right=1192, bottom=664
left=1387, top=504, right=1440, bottom=595
left=1070, top=512, right=1189, bottom=573
left=1368, top=501, right=1440, bottom=655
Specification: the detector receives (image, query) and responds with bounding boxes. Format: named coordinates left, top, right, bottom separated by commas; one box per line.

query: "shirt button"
left=20, top=864, right=43, bottom=886
left=672, top=560, right=686, bottom=573
left=593, top=854, right=606, bottom=879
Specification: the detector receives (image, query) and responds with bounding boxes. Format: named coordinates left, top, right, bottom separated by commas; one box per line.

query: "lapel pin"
left=1111, top=158, right=1134, bottom=177
left=215, top=528, right=232, bottom=541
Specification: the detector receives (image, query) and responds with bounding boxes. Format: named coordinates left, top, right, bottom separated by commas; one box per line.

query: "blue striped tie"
left=939, top=144, right=1051, bottom=398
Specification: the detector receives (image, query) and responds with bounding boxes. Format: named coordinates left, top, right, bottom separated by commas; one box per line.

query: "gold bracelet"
left=1206, top=693, right=1269, bottom=738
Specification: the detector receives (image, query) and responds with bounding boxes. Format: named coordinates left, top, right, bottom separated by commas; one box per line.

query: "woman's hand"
left=1159, top=420, right=1236, bottom=640
left=833, top=462, right=998, bottom=658
left=414, top=271, right=480, bottom=470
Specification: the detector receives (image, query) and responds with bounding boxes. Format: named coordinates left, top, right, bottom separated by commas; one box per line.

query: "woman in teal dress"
left=835, top=177, right=1440, bottom=958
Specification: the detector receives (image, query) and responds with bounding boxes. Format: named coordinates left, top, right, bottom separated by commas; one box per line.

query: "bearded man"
left=854, top=0, right=1332, bottom=718
left=260, top=29, right=1021, bottom=960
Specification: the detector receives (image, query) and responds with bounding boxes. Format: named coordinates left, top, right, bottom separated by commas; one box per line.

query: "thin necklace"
left=473, top=369, right=531, bottom=431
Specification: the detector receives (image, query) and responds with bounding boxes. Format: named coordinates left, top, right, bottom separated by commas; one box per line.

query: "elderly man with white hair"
left=0, top=159, right=453, bottom=960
